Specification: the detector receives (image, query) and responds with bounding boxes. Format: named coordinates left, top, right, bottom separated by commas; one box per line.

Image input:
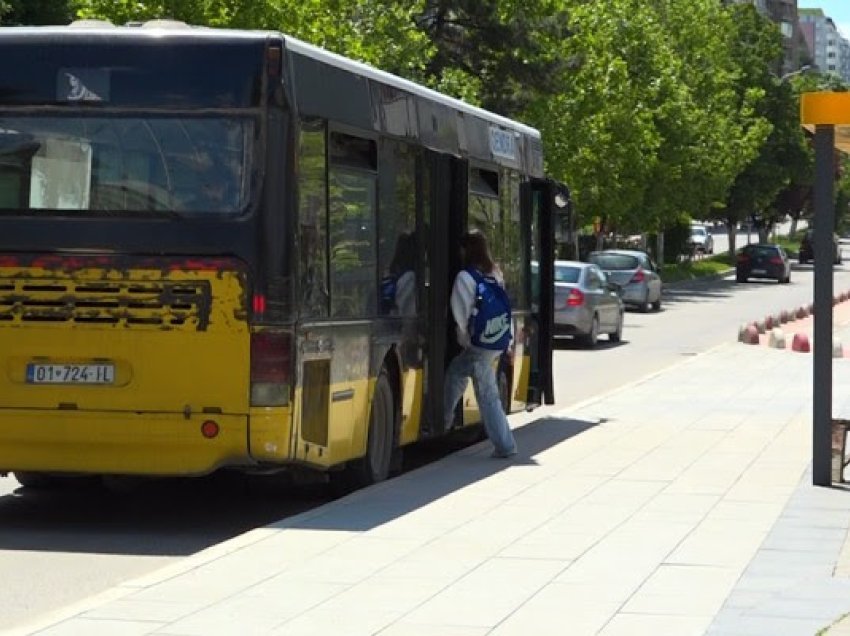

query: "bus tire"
left=13, top=471, right=57, bottom=490
left=331, top=369, right=396, bottom=494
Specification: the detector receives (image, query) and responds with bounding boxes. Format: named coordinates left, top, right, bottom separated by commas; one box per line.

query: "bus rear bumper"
left=0, top=409, right=251, bottom=476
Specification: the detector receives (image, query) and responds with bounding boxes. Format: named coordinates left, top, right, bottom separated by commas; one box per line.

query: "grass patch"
left=774, top=234, right=800, bottom=255
left=661, top=253, right=734, bottom=283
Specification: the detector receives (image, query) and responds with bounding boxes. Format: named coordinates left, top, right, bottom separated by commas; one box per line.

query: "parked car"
left=736, top=244, right=791, bottom=283
left=553, top=261, right=624, bottom=347
left=689, top=224, right=714, bottom=254
left=798, top=229, right=842, bottom=265
left=587, top=249, right=663, bottom=312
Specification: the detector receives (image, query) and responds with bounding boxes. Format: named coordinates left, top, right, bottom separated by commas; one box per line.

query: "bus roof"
left=284, top=36, right=541, bottom=139
left=0, top=23, right=540, bottom=140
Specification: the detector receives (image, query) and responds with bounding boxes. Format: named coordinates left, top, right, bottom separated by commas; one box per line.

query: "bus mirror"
left=555, top=192, right=569, bottom=209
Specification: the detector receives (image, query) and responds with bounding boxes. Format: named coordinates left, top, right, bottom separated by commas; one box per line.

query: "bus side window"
left=298, top=119, right=329, bottom=318
left=378, top=140, right=417, bottom=316
left=329, top=133, right=377, bottom=318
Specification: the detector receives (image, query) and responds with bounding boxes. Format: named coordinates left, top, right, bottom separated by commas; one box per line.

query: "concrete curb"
left=738, top=290, right=850, bottom=352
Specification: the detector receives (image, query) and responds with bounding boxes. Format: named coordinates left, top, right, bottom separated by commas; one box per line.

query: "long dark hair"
left=461, top=229, right=495, bottom=274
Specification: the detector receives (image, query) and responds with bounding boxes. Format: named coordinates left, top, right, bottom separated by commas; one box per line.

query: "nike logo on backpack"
left=479, top=313, right=510, bottom=344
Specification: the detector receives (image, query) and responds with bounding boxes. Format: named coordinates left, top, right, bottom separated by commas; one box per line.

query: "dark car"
left=736, top=244, right=791, bottom=284
left=798, top=229, right=842, bottom=265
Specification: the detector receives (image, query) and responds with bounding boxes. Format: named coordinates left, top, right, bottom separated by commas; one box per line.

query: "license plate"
left=26, top=363, right=115, bottom=385
left=752, top=269, right=766, bottom=275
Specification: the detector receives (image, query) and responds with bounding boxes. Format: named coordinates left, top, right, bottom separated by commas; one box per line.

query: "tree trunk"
left=656, top=232, right=665, bottom=267
left=727, top=226, right=737, bottom=264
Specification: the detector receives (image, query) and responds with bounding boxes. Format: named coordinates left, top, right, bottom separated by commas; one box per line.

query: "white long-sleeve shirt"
left=450, top=268, right=507, bottom=348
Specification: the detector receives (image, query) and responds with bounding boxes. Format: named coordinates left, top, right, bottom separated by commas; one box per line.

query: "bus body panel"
left=0, top=261, right=255, bottom=476
left=247, top=406, right=295, bottom=463
left=292, top=325, right=373, bottom=469
left=0, top=264, right=250, bottom=415
left=0, top=409, right=249, bottom=475
left=399, top=367, right=424, bottom=445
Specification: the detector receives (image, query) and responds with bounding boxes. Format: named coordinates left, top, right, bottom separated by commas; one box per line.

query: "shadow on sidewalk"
left=279, top=415, right=598, bottom=533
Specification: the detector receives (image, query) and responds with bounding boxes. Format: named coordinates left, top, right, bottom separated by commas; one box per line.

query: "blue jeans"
left=444, top=347, right=517, bottom=456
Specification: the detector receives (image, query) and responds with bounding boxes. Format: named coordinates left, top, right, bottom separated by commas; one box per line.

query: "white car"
left=689, top=225, right=714, bottom=254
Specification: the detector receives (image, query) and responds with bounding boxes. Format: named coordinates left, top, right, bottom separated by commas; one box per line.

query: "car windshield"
left=0, top=116, right=254, bottom=216
left=554, top=265, right=581, bottom=283
left=691, top=227, right=706, bottom=237
left=588, top=253, right=640, bottom=270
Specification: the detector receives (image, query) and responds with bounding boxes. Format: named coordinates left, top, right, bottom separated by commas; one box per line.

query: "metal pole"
left=813, top=124, right=835, bottom=487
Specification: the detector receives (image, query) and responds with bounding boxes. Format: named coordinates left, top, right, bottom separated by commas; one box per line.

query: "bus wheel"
left=332, top=369, right=396, bottom=493
left=13, top=471, right=57, bottom=490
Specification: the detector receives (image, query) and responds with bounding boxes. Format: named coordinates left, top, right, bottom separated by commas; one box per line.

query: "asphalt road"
left=0, top=242, right=846, bottom=631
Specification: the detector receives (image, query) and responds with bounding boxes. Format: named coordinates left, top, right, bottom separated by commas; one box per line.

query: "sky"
left=798, top=0, right=850, bottom=38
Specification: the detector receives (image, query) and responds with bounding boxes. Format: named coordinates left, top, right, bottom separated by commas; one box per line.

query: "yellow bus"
left=0, top=21, right=564, bottom=491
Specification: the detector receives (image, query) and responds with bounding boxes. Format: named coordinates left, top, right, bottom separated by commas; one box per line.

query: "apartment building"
left=727, top=0, right=804, bottom=75
left=799, top=8, right=850, bottom=81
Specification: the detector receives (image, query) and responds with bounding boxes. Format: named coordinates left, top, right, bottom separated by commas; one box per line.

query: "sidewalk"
left=14, top=343, right=850, bottom=636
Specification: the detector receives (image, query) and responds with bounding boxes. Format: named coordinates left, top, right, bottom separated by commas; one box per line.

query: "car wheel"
left=580, top=315, right=599, bottom=348
left=651, top=294, right=662, bottom=311
left=736, top=274, right=747, bottom=283
left=609, top=311, right=623, bottom=343
left=640, top=292, right=651, bottom=313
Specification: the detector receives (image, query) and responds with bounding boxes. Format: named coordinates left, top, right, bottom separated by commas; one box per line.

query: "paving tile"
left=490, top=583, right=620, bottom=636
left=82, top=599, right=198, bottom=623
left=623, top=565, right=739, bottom=617
left=34, top=618, right=160, bottom=636
left=376, top=623, right=489, bottom=636
left=400, top=558, right=564, bottom=629
left=597, top=613, right=712, bottom=636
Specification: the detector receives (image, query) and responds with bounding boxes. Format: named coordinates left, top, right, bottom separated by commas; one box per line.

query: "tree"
left=414, top=0, right=572, bottom=113
left=1, top=0, right=73, bottom=24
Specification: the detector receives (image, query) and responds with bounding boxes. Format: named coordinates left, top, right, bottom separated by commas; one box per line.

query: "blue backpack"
left=466, top=268, right=512, bottom=351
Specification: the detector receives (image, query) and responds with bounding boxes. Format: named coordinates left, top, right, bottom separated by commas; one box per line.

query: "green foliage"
left=416, top=0, right=572, bottom=113
left=529, top=0, right=770, bottom=237
left=660, top=253, right=732, bottom=284
left=1, top=0, right=73, bottom=24
left=720, top=4, right=810, bottom=239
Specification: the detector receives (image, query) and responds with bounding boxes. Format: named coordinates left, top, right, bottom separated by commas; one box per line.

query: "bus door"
left=420, top=152, right=468, bottom=436
left=524, top=178, right=565, bottom=406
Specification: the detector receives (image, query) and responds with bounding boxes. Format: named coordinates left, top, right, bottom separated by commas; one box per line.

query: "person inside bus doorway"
left=444, top=230, right=517, bottom=459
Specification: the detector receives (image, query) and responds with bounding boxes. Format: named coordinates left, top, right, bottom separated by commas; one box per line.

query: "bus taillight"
left=250, top=330, right=291, bottom=407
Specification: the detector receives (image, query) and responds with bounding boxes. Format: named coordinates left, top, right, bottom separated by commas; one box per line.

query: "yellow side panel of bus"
left=0, top=409, right=248, bottom=476
left=0, top=267, right=249, bottom=414
left=291, top=378, right=373, bottom=469
left=0, top=265, right=253, bottom=476
left=399, top=367, right=423, bottom=445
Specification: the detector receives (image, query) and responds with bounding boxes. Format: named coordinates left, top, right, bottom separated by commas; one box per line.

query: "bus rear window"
left=0, top=116, right=254, bottom=216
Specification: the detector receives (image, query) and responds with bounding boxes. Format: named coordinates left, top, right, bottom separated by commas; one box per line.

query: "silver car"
left=553, top=261, right=624, bottom=347
left=689, top=225, right=714, bottom=254
left=588, top=249, right=663, bottom=312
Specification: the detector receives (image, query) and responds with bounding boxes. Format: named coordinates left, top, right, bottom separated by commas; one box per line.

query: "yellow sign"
left=801, top=92, right=850, bottom=126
